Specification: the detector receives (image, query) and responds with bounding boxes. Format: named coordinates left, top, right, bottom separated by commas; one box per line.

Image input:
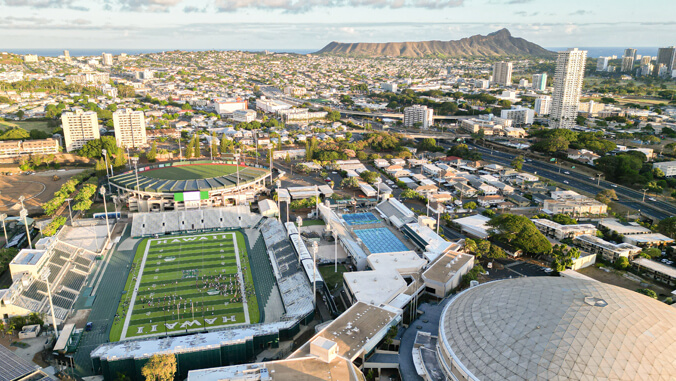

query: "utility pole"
left=276, top=180, right=281, bottom=222
left=642, top=189, right=648, bottom=202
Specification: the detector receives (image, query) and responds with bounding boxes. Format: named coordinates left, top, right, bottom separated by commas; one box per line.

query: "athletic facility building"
left=109, top=160, right=271, bottom=212
left=428, top=277, right=676, bottom=380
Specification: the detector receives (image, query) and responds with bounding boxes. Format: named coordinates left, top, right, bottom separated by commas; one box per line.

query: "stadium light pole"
left=41, top=269, right=59, bottom=336
left=0, top=213, right=7, bottom=244
left=102, top=149, right=110, bottom=178
left=375, top=178, right=381, bottom=203
left=312, top=241, right=318, bottom=308
left=100, top=186, right=111, bottom=243
left=65, top=198, right=73, bottom=224
left=18, top=195, right=25, bottom=210
left=275, top=180, right=281, bottom=222
left=333, top=230, right=338, bottom=273
left=20, top=208, right=32, bottom=249
left=315, top=184, right=319, bottom=220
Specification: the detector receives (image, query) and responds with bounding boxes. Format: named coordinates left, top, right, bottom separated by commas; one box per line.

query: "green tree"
left=340, top=177, right=360, bottom=188
left=488, top=214, right=552, bottom=254
left=146, top=142, right=158, bottom=162
left=359, top=170, right=379, bottom=184
left=635, top=288, right=657, bottom=299
left=463, top=201, right=477, bottom=210
left=141, top=354, right=177, bottom=381
left=595, top=189, right=618, bottom=205
left=614, top=256, right=629, bottom=270
left=657, top=217, right=676, bottom=239
left=511, top=155, right=524, bottom=171
left=193, top=136, right=201, bottom=158
left=642, top=247, right=662, bottom=258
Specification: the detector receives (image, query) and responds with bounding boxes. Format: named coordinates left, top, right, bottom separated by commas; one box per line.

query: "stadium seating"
left=60, top=271, right=86, bottom=292
left=131, top=206, right=263, bottom=237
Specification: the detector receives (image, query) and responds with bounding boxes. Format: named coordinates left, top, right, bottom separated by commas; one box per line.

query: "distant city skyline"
left=0, top=0, right=674, bottom=50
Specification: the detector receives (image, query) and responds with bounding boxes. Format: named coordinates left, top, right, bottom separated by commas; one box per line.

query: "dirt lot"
left=0, top=169, right=85, bottom=214
left=578, top=265, right=673, bottom=298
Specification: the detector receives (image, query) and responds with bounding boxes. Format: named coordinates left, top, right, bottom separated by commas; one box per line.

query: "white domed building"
left=436, top=277, right=676, bottom=380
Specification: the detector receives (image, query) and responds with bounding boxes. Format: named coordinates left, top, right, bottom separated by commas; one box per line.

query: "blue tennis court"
left=354, top=228, right=409, bottom=253
left=343, top=212, right=380, bottom=226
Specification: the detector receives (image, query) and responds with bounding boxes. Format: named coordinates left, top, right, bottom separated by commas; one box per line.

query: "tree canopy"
left=141, top=354, right=177, bottom=381
left=488, top=214, right=552, bottom=254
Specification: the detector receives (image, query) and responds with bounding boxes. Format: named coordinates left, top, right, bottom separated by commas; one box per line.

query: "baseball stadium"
left=109, top=160, right=271, bottom=212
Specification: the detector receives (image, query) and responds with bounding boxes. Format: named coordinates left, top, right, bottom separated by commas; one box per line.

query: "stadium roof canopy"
left=439, top=277, right=676, bottom=381
left=110, top=165, right=269, bottom=194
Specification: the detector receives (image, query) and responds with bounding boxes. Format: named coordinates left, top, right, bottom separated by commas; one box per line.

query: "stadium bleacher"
left=130, top=206, right=262, bottom=237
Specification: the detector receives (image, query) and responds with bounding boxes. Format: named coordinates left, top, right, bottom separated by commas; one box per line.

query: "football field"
left=141, top=164, right=243, bottom=180
left=109, top=231, right=259, bottom=341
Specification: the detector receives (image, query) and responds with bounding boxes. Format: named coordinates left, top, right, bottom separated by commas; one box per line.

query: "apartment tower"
left=61, top=109, right=100, bottom=152
left=550, top=48, right=587, bottom=129
left=492, top=62, right=513, bottom=86
left=113, top=109, right=147, bottom=149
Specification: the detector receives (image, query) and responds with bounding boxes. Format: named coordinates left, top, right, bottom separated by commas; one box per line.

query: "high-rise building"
left=531, top=73, right=547, bottom=91
left=596, top=57, right=609, bottom=71
left=63, top=50, right=70, bottom=62
left=492, top=62, right=513, bottom=86
left=113, top=109, right=147, bottom=149
left=655, top=47, right=676, bottom=76
left=534, top=95, right=552, bottom=116
left=404, top=105, right=434, bottom=129
left=621, top=48, right=637, bottom=72
left=500, top=106, right=534, bottom=125
left=101, top=53, right=113, bottom=66
left=550, top=48, right=587, bottom=129
left=61, top=109, right=100, bottom=152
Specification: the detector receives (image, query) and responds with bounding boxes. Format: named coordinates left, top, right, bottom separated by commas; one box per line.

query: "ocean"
left=1, top=48, right=316, bottom=57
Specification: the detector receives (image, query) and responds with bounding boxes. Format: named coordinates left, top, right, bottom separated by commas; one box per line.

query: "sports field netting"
left=343, top=212, right=380, bottom=226
left=354, top=228, right=409, bottom=254
left=109, top=232, right=259, bottom=341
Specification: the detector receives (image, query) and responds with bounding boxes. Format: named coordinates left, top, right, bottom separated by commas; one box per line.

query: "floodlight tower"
left=312, top=241, right=318, bottom=308
left=100, top=186, right=111, bottom=243
left=20, top=208, right=32, bottom=249
left=0, top=213, right=7, bottom=243
left=18, top=195, right=25, bottom=210
left=41, top=269, right=59, bottom=336
left=275, top=180, right=281, bottom=222
left=65, top=198, right=73, bottom=224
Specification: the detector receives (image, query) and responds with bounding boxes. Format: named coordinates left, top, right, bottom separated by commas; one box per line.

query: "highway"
left=467, top=144, right=675, bottom=221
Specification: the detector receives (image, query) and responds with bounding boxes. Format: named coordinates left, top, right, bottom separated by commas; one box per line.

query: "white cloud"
left=1, top=0, right=89, bottom=10
left=215, top=0, right=463, bottom=12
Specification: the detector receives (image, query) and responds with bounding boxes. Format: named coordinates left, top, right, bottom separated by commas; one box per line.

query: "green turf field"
left=141, top=164, right=243, bottom=180
left=109, top=231, right=259, bottom=341
left=0, top=120, right=52, bottom=133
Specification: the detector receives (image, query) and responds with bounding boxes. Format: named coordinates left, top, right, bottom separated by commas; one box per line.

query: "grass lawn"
left=302, top=219, right=325, bottom=227
left=318, top=264, right=348, bottom=292
left=109, top=231, right=259, bottom=341
left=141, top=164, right=244, bottom=180
left=0, top=120, right=53, bottom=133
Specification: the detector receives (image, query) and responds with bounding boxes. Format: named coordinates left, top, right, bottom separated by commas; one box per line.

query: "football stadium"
left=109, top=160, right=271, bottom=212
left=109, top=231, right=258, bottom=341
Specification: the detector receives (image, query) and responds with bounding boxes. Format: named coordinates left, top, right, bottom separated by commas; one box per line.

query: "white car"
left=563, top=180, right=569, bottom=184
left=648, top=197, right=657, bottom=202
left=611, top=184, right=617, bottom=188
left=544, top=268, right=553, bottom=273
left=564, top=171, right=570, bottom=174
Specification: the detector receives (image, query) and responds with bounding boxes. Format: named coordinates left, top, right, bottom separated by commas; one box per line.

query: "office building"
left=653, top=160, right=676, bottom=177
left=655, top=46, right=676, bottom=76
left=232, top=109, right=257, bottom=123
left=101, top=53, right=113, bottom=66
left=113, top=109, right=147, bottom=149
left=255, top=97, right=291, bottom=113
left=403, top=105, right=434, bottom=129
left=65, top=72, right=110, bottom=85
left=214, top=98, right=247, bottom=114
left=596, top=56, right=609, bottom=71
left=550, top=48, right=587, bottom=129
left=500, top=106, right=534, bottom=125
left=61, top=109, right=100, bottom=152
left=534, top=95, right=552, bottom=116
left=621, top=48, right=637, bottom=72
left=283, top=86, right=306, bottom=97
left=381, top=82, right=397, bottom=92
left=63, top=50, right=70, bottom=62
left=531, top=73, right=547, bottom=91
left=23, top=54, right=38, bottom=63
left=492, top=62, right=513, bottom=86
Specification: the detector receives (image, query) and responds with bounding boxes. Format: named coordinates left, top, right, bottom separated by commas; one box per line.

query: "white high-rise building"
left=101, top=53, right=113, bottom=66
left=492, top=62, right=513, bottom=86
left=550, top=48, right=587, bottom=129
left=501, top=106, right=535, bottom=125
left=531, top=73, right=547, bottom=92
left=596, top=57, right=610, bottom=71
left=61, top=109, right=100, bottom=152
left=534, top=95, right=552, bottom=116
left=404, top=105, right=434, bottom=129
left=113, top=109, right=147, bottom=149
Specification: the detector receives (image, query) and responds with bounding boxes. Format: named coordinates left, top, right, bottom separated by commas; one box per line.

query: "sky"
left=0, top=0, right=674, bottom=51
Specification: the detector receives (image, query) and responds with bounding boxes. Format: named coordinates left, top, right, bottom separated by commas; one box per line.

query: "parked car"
left=85, top=322, right=93, bottom=331
left=564, top=180, right=569, bottom=184
left=648, top=197, right=657, bottom=202
left=564, top=171, right=570, bottom=174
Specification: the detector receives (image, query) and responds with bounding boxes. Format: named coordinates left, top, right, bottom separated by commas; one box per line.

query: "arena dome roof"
left=439, top=277, right=676, bottom=381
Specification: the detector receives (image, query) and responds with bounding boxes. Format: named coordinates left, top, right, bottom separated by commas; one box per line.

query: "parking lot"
left=481, top=258, right=551, bottom=281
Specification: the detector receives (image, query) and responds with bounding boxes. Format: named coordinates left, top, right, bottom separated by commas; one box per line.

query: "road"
left=468, top=144, right=674, bottom=220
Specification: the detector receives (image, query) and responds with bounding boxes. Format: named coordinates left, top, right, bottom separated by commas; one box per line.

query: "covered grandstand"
left=130, top=206, right=261, bottom=237
left=109, top=160, right=271, bottom=212
left=0, top=240, right=98, bottom=322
